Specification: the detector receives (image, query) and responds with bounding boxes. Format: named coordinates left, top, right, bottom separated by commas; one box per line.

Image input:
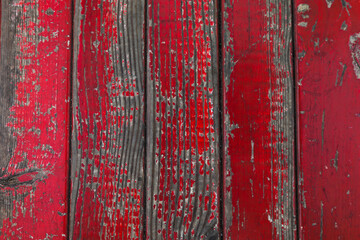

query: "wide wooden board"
left=222, top=0, right=297, bottom=239
left=294, top=0, right=360, bottom=239
left=0, top=0, right=72, bottom=238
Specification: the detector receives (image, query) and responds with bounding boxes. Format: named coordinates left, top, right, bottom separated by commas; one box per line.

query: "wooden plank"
left=222, top=0, right=297, bottom=239
left=69, top=0, right=145, bottom=239
left=146, top=0, right=220, bottom=238
left=294, top=1, right=360, bottom=239
left=0, top=0, right=72, bottom=238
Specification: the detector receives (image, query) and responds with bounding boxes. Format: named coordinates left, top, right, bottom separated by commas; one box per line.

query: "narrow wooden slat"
left=69, top=0, right=145, bottom=238
left=0, top=0, right=72, bottom=238
left=294, top=1, right=360, bottom=239
left=146, top=0, right=220, bottom=238
left=222, top=0, right=297, bottom=238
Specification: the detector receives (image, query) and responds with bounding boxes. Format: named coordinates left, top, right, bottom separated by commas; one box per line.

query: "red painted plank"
left=222, top=0, right=297, bottom=239
left=69, top=0, right=145, bottom=239
left=146, top=0, right=220, bottom=238
left=294, top=1, right=360, bottom=239
left=0, top=0, right=72, bottom=238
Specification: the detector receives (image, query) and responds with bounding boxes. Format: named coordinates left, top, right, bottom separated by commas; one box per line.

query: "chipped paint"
left=297, top=4, right=310, bottom=13
left=326, top=0, right=334, bottom=8
left=349, top=33, right=360, bottom=79
left=331, top=150, right=339, bottom=170
left=341, top=21, right=348, bottom=31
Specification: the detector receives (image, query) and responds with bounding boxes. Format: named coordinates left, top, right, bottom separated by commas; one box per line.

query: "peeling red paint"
left=146, top=0, right=220, bottom=238
left=70, top=0, right=145, bottom=239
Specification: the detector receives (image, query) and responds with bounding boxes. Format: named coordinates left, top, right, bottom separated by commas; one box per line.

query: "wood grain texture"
left=146, top=0, right=220, bottom=238
left=294, top=1, right=360, bottom=239
left=69, top=0, right=145, bottom=239
left=222, top=0, right=297, bottom=239
left=0, top=0, right=72, bottom=238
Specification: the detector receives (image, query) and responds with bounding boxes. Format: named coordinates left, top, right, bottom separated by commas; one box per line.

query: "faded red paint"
left=295, top=1, right=360, bottom=239
left=1, top=0, right=71, bottom=239
left=222, top=0, right=296, bottom=239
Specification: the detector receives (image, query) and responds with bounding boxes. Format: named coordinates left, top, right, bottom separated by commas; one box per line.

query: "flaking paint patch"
left=250, top=140, right=255, bottom=172
left=331, top=150, right=339, bottom=170
left=349, top=33, right=360, bottom=79
left=297, top=4, right=310, bottom=13
left=298, top=22, right=308, bottom=27
left=341, top=21, right=348, bottom=31
left=335, top=62, right=347, bottom=86
left=326, top=0, right=334, bottom=8
left=340, top=0, right=351, bottom=15
left=320, top=201, right=324, bottom=240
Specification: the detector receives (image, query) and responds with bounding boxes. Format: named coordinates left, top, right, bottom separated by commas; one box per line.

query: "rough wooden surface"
left=0, top=0, right=72, bottom=238
left=294, top=1, right=360, bottom=239
left=69, top=0, right=145, bottom=239
left=146, top=0, right=220, bottom=238
left=2, top=0, right=360, bottom=239
left=222, top=0, right=297, bottom=239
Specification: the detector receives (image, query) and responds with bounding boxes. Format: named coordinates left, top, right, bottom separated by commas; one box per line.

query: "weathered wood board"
left=146, top=0, right=221, bottom=238
left=222, top=0, right=297, bottom=239
left=294, top=0, right=360, bottom=239
left=69, top=0, right=145, bottom=239
left=0, top=0, right=72, bottom=238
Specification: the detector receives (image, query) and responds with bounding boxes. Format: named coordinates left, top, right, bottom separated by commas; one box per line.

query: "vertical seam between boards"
left=217, top=0, right=224, bottom=238
left=290, top=0, right=301, bottom=239
left=67, top=0, right=75, bottom=239
left=143, top=0, right=148, bottom=238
